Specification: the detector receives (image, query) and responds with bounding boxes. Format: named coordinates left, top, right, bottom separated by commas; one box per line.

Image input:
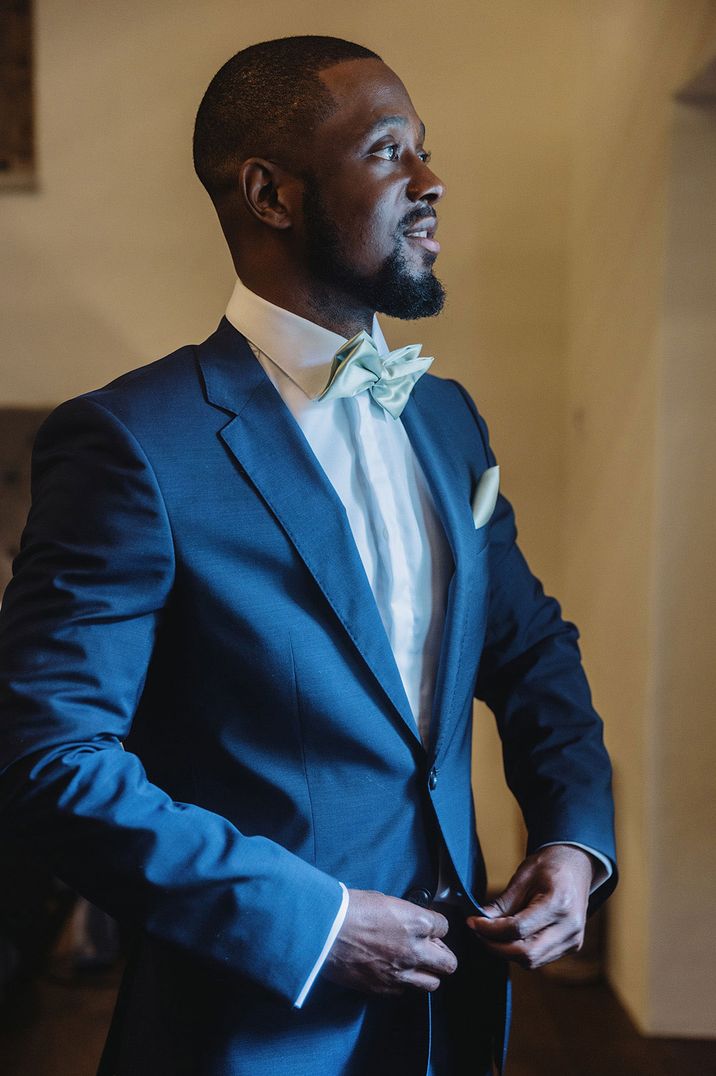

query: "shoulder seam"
left=69, top=395, right=178, bottom=569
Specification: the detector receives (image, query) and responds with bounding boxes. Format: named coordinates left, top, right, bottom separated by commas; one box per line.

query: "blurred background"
left=1, top=1, right=715, bottom=1072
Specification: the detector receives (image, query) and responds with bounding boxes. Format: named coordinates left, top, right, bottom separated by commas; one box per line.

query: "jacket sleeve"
left=453, top=382, right=617, bottom=909
left=0, top=396, right=344, bottom=1002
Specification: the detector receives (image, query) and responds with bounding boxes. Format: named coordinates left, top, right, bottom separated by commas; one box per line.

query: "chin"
left=377, top=270, right=446, bottom=321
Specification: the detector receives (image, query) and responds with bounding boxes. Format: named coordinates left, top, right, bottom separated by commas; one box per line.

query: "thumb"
left=465, top=897, right=505, bottom=932
left=480, top=875, right=528, bottom=920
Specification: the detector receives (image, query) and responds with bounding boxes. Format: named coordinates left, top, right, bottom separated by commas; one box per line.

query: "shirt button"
left=428, top=766, right=438, bottom=791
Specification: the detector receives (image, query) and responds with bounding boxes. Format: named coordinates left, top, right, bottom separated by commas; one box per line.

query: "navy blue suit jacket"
left=0, top=319, right=616, bottom=1074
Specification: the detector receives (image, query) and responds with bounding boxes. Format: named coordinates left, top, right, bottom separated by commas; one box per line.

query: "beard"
left=301, top=173, right=446, bottom=321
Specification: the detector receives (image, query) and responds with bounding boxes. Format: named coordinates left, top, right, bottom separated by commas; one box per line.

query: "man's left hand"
left=466, top=844, right=595, bottom=969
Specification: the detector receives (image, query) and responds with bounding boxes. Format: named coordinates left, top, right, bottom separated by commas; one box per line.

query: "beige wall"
left=651, top=98, right=716, bottom=1033
left=3, top=0, right=716, bottom=1037
left=565, top=0, right=716, bottom=1035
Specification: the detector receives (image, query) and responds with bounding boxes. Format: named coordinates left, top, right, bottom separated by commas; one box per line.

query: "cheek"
left=323, top=175, right=399, bottom=266
left=352, top=206, right=399, bottom=262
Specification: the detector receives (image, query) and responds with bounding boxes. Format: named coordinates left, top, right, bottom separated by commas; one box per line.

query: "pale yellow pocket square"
left=471, top=465, right=500, bottom=528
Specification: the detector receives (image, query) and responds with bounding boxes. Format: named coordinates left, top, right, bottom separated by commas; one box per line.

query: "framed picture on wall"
left=0, top=0, right=35, bottom=190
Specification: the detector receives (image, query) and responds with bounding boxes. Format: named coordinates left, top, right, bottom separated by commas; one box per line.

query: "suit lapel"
left=197, top=319, right=420, bottom=746
left=400, top=388, right=477, bottom=759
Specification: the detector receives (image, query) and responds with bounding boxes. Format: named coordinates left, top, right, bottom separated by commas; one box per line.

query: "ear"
left=239, top=157, right=299, bottom=230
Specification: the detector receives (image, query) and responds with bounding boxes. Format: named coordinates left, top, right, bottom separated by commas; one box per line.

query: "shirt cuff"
left=537, top=842, right=613, bottom=894
left=293, top=881, right=349, bottom=1009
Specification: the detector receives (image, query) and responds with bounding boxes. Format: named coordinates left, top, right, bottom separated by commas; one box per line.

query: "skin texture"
left=215, top=58, right=446, bottom=337
left=213, top=56, right=598, bottom=996
left=467, top=844, right=596, bottom=970
left=323, top=890, right=458, bottom=995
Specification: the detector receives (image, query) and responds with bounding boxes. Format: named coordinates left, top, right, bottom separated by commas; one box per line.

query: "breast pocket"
left=473, top=518, right=492, bottom=556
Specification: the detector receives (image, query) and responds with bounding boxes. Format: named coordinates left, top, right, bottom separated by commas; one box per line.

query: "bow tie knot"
left=317, top=330, right=433, bottom=418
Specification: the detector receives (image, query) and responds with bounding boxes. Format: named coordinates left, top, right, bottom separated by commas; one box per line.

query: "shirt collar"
left=225, top=276, right=389, bottom=400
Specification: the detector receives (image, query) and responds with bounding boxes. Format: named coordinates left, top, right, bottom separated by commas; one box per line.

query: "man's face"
left=296, top=59, right=446, bottom=320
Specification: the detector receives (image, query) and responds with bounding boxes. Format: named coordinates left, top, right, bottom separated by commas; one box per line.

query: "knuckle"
left=404, top=942, right=422, bottom=968
left=415, top=911, right=433, bottom=935
left=554, top=891, right=571, bottom=915
left=522, top=940, right=540, bottom=970
left=408, top=937, right=423, bottom=962
left=433, top=912, right=449, bottom=936
left=399, top=919, right=417, bottom=948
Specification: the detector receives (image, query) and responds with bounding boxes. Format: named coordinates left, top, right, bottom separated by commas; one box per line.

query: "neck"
left=236, top=264, right=374, bottom=339
left=299, top=289, right=374, bottom=338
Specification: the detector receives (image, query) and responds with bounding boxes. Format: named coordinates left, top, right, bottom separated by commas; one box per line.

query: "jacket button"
left=405, top=887, right=433, bottom=907
left=428, top=766, right=438, bottom=791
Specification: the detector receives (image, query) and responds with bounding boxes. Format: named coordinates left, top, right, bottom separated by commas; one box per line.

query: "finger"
left=419, top=909, right=450, bottom=939
left=466, top=915, right=525, bottom=942
left=481, top=877, right=530, bottom=919
left=409, top=939, right=457, bottom=979
left=468, top=894, right=556, bottom=941
left=509, top=895, right=568, bottom=939
left=474, top=921, right=584, bottom=970
left=396, top=971, right=442, bottom=993
left=422, top=937, right=458, bottom=976
left=430, top=937, right=457, bottom=958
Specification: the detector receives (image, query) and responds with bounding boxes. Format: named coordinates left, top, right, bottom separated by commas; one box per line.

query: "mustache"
left=399, top=206, right=437, bottom=233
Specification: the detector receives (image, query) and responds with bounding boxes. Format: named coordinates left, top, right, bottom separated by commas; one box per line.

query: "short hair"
left=193, top=35, right=381, bottom=201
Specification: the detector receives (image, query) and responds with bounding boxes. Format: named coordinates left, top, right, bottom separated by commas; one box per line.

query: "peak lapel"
left=196, top=320, right=420, bottom=746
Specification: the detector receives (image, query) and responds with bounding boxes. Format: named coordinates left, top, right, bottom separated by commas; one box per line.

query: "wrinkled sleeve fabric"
left=452, top=382, right=617, bottom=909
left=539, top=841, right=612, bottom=893
left=0, top=396, right=344, bottom=1003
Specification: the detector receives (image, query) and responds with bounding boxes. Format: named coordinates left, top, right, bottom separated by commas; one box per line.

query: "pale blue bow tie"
left=317, top=330, right=433, bottom=418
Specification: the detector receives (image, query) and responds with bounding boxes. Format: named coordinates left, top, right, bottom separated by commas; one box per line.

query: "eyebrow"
left=360, top=115, right=426, bottom=142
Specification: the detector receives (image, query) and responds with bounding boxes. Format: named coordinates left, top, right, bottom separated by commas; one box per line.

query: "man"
left=0, top=35, right=616, bottom=1076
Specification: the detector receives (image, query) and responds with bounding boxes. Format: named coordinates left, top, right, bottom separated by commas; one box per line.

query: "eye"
left=372, top=144, right=400, bottom=160
left=371, top=145, right=433, bottom=164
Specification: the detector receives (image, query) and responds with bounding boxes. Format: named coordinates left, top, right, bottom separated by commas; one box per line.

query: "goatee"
left=302, top=175, right=446, bottom=322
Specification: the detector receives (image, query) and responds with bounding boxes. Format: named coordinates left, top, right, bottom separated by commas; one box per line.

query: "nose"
left=407, top=156, right=446, bottom=204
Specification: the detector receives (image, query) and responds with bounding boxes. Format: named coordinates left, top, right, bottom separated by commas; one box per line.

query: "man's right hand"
left=321, top=889, right=458, bottom=995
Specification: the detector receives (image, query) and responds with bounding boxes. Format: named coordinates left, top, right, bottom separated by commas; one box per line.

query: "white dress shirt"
left=224, top=277, right=610, bottom=1007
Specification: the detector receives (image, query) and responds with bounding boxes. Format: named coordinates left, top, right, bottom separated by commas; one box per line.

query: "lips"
left=403, top=217, right=440, bottom=254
